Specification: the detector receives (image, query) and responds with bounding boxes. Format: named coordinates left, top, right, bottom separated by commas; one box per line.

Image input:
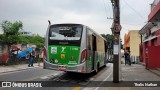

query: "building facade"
left=139, top=0, right=160, bottom=69
left=19, top=30, right=35, bottom=36
left=124, top=30, right=141, bottom=63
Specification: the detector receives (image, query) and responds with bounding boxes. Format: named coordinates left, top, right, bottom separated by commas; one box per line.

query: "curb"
left=149, top=69, right=160, bottom=77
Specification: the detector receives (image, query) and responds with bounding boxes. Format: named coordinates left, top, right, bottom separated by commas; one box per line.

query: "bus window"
left=49, top=25, right=82, bottom=41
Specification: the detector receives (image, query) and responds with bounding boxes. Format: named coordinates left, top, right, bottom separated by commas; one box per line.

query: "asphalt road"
left=1, top=63, right=160, bottom=90
left=0, top=63, right=113, bottom=90
left=0, top=67, right=62, bottom=81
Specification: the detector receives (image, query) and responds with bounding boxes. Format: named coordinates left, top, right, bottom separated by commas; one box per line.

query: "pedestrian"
left=124, top=50, right=129, bottom=65
left=128, top=51, right=131, bottom=65
left=28, top=49, right=35, bottom=67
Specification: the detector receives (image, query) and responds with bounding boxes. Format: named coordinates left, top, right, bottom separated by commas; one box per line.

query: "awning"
left=139, top=22, right=156, bottom=35
left=143, top=35, right=158, bottom=42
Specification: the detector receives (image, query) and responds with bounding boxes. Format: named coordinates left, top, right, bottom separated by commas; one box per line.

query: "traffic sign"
left=114, top=24, right=122, bottom=32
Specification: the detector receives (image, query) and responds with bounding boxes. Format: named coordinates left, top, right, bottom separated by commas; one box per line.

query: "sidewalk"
left=149, top=68, right=160, bottom=77
left=121, top=57, right=160, bottom=78
left=0, top=62, right=43, bottom=73
left=93, top=64, right=160, bottom=90
left=121, top=64, right=160, bottom=81
left=139, top=62, right=160, bottom=77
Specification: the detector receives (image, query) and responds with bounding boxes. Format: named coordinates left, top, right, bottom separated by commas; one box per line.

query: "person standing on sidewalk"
left=128, top=51, right=131, bottom=65
left=28, top=49, right=35, bottom=67
left=124, top=50, right=129, bottom=65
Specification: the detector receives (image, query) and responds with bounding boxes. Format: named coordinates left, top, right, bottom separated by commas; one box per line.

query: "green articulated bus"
left=43, top=23, right=108, bottom=73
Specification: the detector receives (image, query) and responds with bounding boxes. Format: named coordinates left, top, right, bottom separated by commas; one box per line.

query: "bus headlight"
left=55, top=59, right=58, bottom=63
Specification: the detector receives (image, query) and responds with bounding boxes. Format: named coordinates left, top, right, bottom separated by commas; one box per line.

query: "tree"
left=0, top=20, right=23, bottom=64
left=101, top=34, right=114, bottom=56
left=19, top=34, right=45, bottom=48
left=101, top=34, right=114, bottom=49
left=0, top=20, right=23, bottom=45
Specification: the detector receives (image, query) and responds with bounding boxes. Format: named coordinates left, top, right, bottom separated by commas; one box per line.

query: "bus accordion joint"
left=81, top=49, right=87, bottom=63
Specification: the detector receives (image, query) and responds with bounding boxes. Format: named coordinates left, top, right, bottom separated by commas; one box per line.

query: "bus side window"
left=87, top=29, right=92, bottom=51
left=105, top=41, right=107, bottom=53
left=88, top=35, right=92, bottom=50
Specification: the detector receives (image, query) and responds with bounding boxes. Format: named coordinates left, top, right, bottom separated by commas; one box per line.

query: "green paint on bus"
left=48, top=45, right=80, bottom=66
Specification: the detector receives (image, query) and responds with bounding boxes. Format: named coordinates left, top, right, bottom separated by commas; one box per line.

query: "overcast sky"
left=0, top=0, right=154, bottom=43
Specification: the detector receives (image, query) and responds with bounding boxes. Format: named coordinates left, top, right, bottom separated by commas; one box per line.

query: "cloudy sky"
left=0, top=0, right=154, bottom=43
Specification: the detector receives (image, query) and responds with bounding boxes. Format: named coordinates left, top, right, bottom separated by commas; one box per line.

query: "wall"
left=130, top=30, right=141, bottom=56
left=124, top=33, right=130, bottom=50
left=148, top=46, right=160, bottom=69
left=0, top=44, right=9, bottom=64
left=156, top=29, right=160, bottom=46
left=142, top=43, right=147, bottom=64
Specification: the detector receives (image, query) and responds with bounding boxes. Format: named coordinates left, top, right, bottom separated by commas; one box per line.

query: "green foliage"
left=101, top=34, right=114, bottom=49
left=0, top=20, right=23, bottom=45
left=101, top=34, right=123, bottom=50
left=101, top=34, right=113, bottom=41
left=0, top=34, right=4, bottom=42
left=0, top=20, right=44, bottom=48
left=19, top=35, right=45, bottom=48
left=101, top=34, right=114, bottom=55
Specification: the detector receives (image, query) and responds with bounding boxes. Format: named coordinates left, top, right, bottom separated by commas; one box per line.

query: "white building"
left=19, top=30, right=35, bottom=36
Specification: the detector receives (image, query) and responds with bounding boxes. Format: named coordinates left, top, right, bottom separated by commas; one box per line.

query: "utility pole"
left=110, top=0, right=121, bottom=83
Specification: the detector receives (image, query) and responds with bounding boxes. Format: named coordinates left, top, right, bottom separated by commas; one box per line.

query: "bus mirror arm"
left=48, top=20, right=51, bottom=25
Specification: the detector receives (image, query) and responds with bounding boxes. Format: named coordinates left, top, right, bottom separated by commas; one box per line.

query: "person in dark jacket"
left=128, top=51, right=131, bottom=65
left=28, top=49, right=35, bottom=67
left=124, top=50, right=129, bottom=65
left=124, top=50, right=131, bottom=65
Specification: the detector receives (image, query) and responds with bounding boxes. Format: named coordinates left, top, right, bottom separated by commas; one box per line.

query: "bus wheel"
left=94, top=63, right=99, bottom=74
left=97, top=63, right=100, bottom=72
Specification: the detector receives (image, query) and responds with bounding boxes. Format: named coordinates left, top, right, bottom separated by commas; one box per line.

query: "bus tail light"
left=81, top=49, right=87, bottom=63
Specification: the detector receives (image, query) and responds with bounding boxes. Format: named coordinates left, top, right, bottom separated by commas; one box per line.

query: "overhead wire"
left=101, top=0, right=113, bottom=25
left=119, top=0, right=149, bottom=31
left=101, top=0, right=113, bottom=19
left=102, top=0, right=108, bottom=17
left=123, top=0, right=145, bottom=21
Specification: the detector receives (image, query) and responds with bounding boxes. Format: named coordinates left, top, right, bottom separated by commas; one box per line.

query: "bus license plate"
left=58, top=66, right=67, bottom=70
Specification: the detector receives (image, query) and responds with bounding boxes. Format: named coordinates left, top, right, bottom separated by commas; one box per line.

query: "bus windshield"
left=49, top=25, right=82, bottom=41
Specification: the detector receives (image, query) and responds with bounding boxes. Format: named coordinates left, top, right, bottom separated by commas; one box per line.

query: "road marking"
left=23, top=72, right=62, bottom=81
left=94, top=72, right=112, bottom=90
left=40, top=76, right=49, bottom=79
left=89, top=77, right=94, bottom=81
left=72, top=87, right=80, bottom=90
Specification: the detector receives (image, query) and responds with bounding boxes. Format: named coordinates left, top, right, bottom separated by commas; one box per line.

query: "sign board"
left=114, top=45, right=119, bottom=55
left=114, top=24, right=122, bottom=32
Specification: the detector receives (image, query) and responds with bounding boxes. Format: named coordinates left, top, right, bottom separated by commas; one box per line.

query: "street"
left=0, top=67, right=62, bottom=81
left=0, top=63, right=160, bottom=90
left=0, top=0, right=160, bottom=90
left=0, top=63, right=113, bottom=90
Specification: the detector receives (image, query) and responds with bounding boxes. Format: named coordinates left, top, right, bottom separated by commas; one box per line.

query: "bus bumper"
left=43, top=59, right=87, bottom=73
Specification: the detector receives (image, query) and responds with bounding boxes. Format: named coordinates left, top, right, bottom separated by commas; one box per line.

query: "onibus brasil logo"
left=1, top=82, right=42, bottom=87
